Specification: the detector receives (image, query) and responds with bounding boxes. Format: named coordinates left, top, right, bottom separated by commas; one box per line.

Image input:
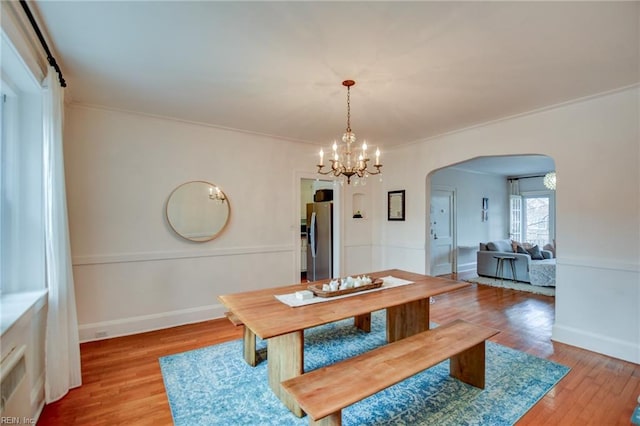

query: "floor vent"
left=0, top=345, right=29, bottom=416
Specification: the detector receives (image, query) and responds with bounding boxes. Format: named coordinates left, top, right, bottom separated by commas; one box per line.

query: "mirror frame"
left=166, top=180, right=231, bottom=242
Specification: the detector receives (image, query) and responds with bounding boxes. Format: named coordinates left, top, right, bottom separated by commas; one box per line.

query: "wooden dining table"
left=218, top=268, right=469, bottom=417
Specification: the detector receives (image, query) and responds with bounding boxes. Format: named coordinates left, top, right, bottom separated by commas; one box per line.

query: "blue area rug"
left=159, top=312, right=569, bottom=425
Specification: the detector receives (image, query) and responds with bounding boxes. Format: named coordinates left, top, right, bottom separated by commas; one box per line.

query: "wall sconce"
left=209, top=185, right=226, bottom=203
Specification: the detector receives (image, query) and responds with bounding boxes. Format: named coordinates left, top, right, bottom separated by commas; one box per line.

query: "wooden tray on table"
left=307, top=278, right=383, bottom=298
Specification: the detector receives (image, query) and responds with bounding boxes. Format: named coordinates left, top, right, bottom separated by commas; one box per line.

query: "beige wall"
left=374, top=86, right=640, bottom=363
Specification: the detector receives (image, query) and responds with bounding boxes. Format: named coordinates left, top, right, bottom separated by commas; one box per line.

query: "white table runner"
left=274, top=276, right=414, bottom=307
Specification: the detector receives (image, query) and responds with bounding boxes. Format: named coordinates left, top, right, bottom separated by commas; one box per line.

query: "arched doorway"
left=427, top=154, right=555, bottom=279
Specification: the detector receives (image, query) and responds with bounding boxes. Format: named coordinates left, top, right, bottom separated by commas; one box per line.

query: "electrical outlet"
left=95, top=331, right=107, bottom=338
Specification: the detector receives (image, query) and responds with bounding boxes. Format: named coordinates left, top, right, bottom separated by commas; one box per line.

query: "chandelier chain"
left=346, top=85, right=351, bottom=133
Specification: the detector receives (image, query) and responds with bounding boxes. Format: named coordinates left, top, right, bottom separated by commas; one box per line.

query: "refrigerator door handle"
left=310, top=212, right=317, bottom=258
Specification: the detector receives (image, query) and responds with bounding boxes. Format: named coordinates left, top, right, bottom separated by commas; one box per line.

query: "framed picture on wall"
left=482, top=197, right=489, bottom=221
left=388, top=190, right=405, bottom=221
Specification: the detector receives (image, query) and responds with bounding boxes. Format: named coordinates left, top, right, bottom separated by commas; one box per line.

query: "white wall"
left=375, top=87, right=640, bottom=363
left=64, top=105, right=361, bottom=340
left=66, top=88, right=639, bottom=364
left=430, top=168, right=509, bottom=274
left=342, top=181, right=375, bottom=276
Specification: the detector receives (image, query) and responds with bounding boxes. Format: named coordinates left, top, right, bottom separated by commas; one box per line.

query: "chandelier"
left=543, top=172, right=556, bottom=190
left=317, top=80, right=382, bottom=184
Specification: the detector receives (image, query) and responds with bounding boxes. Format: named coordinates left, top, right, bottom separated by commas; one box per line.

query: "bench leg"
left=310, top=412, right=341, bottom=426
left=268, top=331, right=304, bottom=417
left=354, top=313, right=371, bottom=332
left=386, top=298, right=430, bottom=343
left=449, top=340, right=486, bottom=389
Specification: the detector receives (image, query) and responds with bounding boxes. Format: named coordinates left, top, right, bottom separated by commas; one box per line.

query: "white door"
left=430, top=188, right=455, bottom=276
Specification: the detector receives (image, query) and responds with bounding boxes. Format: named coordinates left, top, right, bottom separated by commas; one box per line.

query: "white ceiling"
left=34, top=1, right=639, bottom=153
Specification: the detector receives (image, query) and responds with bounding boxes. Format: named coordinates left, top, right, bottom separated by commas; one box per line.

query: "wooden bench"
left=281, top=319, right=499, bottom=425
left=224, top=311, right=267, bottom=367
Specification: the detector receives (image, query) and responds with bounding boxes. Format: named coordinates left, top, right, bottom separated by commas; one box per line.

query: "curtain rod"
left=19, top=0, right=66, bottom=87
left=508, top=174, right=546, bottom=181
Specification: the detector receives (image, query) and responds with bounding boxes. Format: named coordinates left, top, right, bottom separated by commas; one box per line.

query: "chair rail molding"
left=72, top=244, right=294, bottom=266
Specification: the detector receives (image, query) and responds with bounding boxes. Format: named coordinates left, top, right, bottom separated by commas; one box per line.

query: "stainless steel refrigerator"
left=306, top=201, right=333, bottom=281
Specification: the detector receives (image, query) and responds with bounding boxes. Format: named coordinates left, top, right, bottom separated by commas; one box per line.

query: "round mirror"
left=166, top=181, right=230, bottom=242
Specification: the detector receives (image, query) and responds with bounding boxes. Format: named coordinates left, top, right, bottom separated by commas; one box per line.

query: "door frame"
left=428, top=185, right=457, bottom=276
left=294, top=171, right=341, bottom=283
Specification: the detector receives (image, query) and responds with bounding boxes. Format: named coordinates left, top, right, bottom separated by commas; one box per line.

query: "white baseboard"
left=30, top=372, right=45, bottom=421
left=457, top=262, right=476, bottom=273
left=78, top=303, right=227, bottom=342
left=552, top=323, right=639, bottom=364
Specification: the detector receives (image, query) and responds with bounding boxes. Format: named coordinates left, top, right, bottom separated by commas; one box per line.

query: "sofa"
left=477, top=239, right=554, bottom=284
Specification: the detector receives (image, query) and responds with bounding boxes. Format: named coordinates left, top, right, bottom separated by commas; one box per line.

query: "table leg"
left=496, top=258, right=505, bottom=280
left=509, top=259, right=517, bottom=281
left=267, top=331, right=304, bottom=417
left=386, top=299, right=430, bottom=343
left=243, top=326, right=257, bottom=366
left=354, top=313, right=371, bottom=332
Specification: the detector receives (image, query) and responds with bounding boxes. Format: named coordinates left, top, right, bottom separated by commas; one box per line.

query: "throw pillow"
left=543, top=241, right=556, bottom=258
left=526, top=245, right=544, bottom=260
left=511, top=240, right=528, bottom=254
left=487, top=239, right=513, bottom=252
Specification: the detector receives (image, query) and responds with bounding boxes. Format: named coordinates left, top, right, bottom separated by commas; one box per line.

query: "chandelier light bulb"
left=543, top=172, right=556, bottom=190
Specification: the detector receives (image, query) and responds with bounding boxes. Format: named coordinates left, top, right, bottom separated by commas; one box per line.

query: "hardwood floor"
left=37, top=283, right=640, bottom=425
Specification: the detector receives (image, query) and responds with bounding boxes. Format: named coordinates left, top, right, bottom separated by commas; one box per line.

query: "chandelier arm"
left=366, top=165, right=383, bottom=175
left=316, top=167, right=332, bottom=176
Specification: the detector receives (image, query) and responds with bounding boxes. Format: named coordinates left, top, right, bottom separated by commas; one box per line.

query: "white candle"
left=332, top=141, right=337, bottom=153
left=362, top=141, right=367, bottom=153
left=375, top=148, right=380, bottom=165
left=209, top=186, right=213, bottom=196
left=319, top=148, right=324, bottom=166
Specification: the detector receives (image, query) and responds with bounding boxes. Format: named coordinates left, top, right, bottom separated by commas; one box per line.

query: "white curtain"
left=43, top=66, right=82, bottom=402
left=508, top=178, right=520, bottom=196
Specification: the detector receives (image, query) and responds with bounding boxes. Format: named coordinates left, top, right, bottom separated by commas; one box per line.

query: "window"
left=1, top=30, right=45, bottom=295
left=509, top=195, right=522, bottom=242
left=510, top=191, right=555, bottom=247
left=523, top=195, right=550, bottom=247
